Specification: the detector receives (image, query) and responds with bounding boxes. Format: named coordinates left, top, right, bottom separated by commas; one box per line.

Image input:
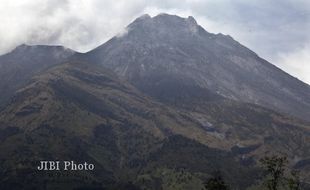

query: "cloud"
left=0, top=0, right=148, bottom=53
left=274, top=45, right=310, bottom=84
left=0, top=0, right=309, bottom=84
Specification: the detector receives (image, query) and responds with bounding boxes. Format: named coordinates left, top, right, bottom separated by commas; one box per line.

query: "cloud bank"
left=0, top=0, right=309, bottom=84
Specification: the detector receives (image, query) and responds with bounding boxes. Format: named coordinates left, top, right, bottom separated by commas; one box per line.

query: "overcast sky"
left=0, top=0, right=309, bottom=84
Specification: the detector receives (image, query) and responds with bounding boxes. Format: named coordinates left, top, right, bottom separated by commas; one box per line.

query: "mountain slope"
left=82, top=13, right=310, bottom=121
left=0, top=44, right=75, bottom=108
left=0, top=60, right=309, bottom=189
left=0, top=61, right=259, bottom=189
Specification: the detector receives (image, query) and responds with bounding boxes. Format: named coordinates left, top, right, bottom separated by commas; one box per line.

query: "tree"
left=204, top=171, right=229, bottom=190
left=287, top=170, right=301, bottom=190
left=260, top=155, right=287, bottom=190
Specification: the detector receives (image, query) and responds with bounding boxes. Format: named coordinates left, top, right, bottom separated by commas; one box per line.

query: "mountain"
left=0, top=13, right=309, bottom=189
left=83, top=13, right=310, bottom=121
left=0, top=44, right=75, bottom=108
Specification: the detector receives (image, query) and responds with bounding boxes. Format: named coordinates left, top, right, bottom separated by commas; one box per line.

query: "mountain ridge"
left=0, top=44, right=75, bottom=109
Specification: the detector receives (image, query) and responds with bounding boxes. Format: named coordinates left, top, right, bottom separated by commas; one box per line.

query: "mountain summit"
left=85, top=14, right=310, bottom=121
left=127, top=13, right=201, bottom=36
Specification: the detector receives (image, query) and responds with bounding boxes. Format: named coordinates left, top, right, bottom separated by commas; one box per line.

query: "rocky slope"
left=83, top=14, right=310, bottom=121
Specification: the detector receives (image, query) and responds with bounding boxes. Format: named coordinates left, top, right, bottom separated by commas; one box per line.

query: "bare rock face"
left=85, top=13, right=310, bottom=121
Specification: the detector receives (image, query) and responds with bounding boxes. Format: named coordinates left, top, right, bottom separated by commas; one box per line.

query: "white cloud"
left=273, top=45, right=310, bottom=84
left=0, top=0, right=309, bottom=84
left=0, top=0, right=148, bottom=53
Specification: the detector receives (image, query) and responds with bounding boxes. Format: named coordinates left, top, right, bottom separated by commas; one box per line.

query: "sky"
left=0, top=0, right=309, bottom=84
